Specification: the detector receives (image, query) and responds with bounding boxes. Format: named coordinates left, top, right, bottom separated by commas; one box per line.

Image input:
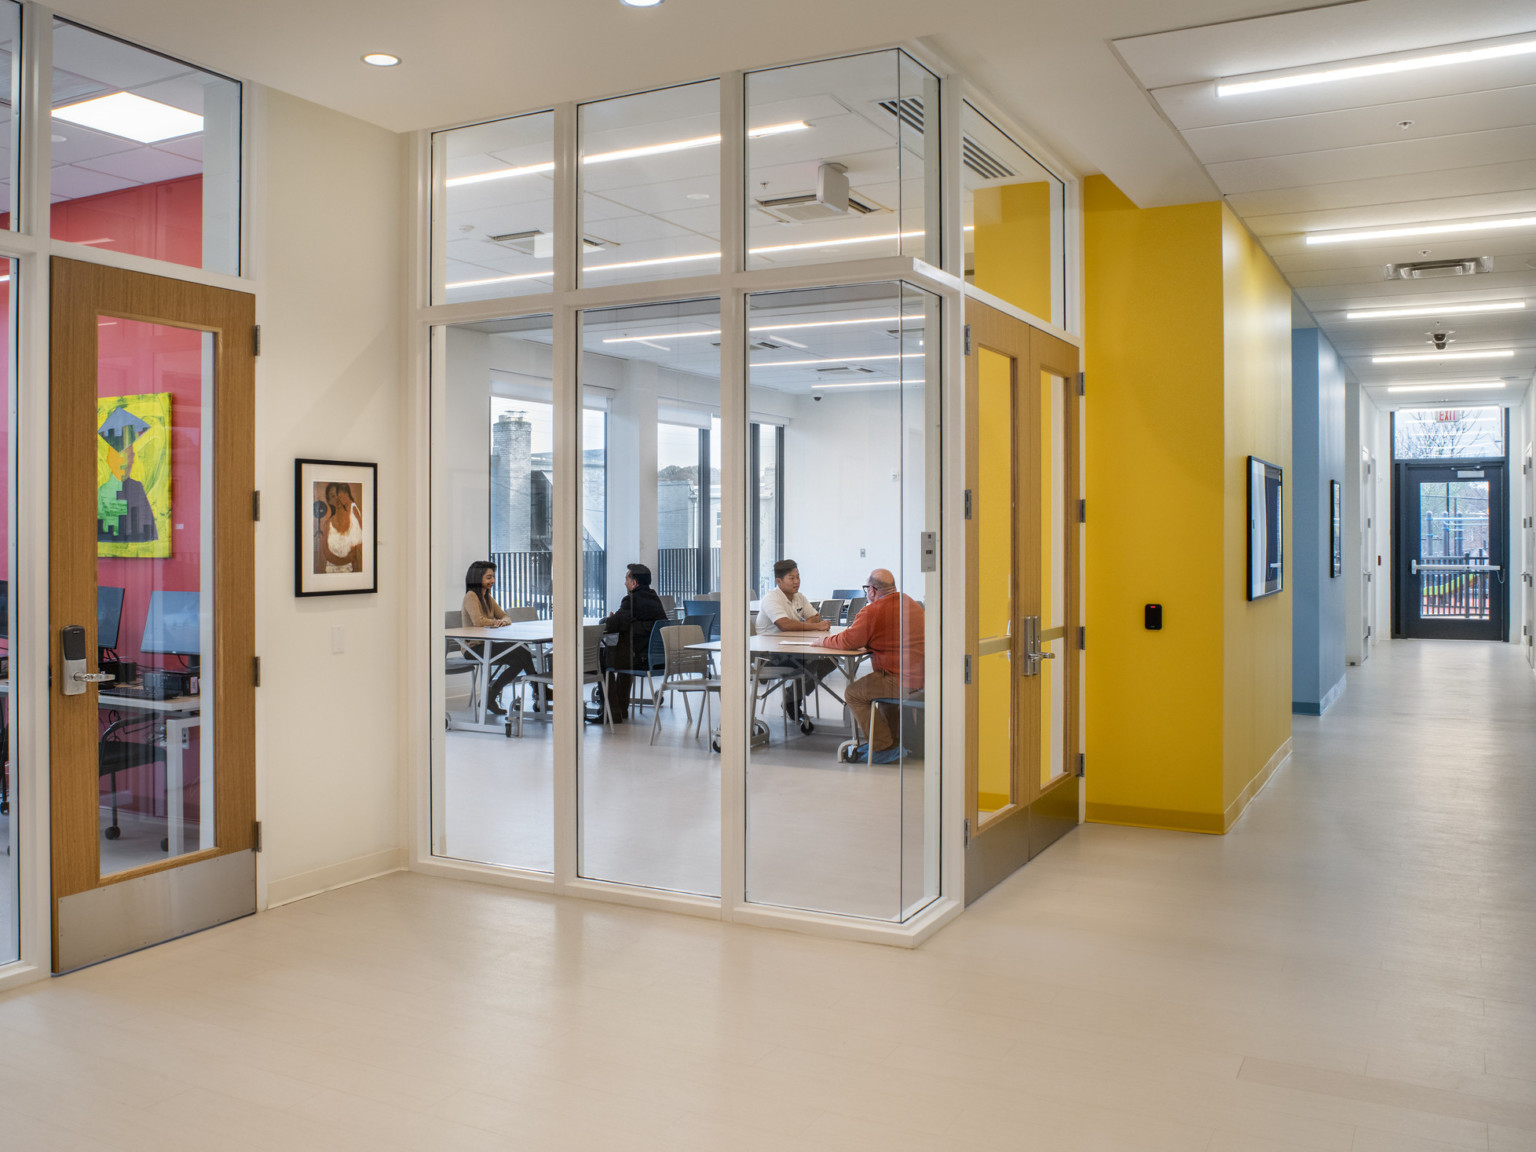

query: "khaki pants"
left=844, top=670, right=906, bottom=752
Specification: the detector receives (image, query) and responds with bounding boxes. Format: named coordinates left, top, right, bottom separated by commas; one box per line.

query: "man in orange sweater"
left=822, top=568, right=925, bottom=763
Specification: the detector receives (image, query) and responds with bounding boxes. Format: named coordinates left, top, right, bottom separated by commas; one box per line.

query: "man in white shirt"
left=756, top=559, right=833, bottom=721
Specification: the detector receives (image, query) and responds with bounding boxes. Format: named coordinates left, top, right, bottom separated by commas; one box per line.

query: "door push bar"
left=1410, top=561, right=1501, bottom=574
left=1021, top=616, right=1055, bottom=678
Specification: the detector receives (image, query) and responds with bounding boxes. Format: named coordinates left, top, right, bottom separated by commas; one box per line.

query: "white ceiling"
left=1116, top=3, right=1536, bottom=411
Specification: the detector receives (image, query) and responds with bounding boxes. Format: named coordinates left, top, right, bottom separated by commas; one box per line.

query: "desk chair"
left=831, top=588, right=861, bottom=602
left=844, top=596, right=868, bottom=622
left=99, top=714, right=166, bottom=841
left=513, top=624, right=611, bottom=735
left=504, top=606, right=539, bottom=622
left=816, top=599, right=847, bottom=625
left=649, top=625, right=721, bottom=746
left=658, top=594, right=678, bottom=619
left=839, top=690, right=926, bottom=765
left=683, top=600, right=719, bottom=640
left=444, top=610, right=479, bottom=723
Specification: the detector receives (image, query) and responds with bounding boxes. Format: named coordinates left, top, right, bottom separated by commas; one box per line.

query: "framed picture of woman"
left=295, top=459, right=378, bottom=596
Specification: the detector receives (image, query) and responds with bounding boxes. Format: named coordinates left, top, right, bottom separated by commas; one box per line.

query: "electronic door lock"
left=60, top=624, right=113, bottom=696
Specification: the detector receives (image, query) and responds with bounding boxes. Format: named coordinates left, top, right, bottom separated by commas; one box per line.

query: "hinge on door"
left=253, top=821, right=262, bottom=852
left=964, top=489, right=972, bottom=520
left=1078, top=626, right=1086, bottom=651
left=253, top=490, right=261, bottom=522
left=253, top=656, right=262, bottom=687
left=1076, top=371, right=1085, bottom=397
left=963, top=324, right=972, bottom=355
left=1078, top=499, right=1086, bottom=524
left=253, top=324, right=261, bottom=357
left=1076, top=753, right=1085, bottom=778
left=964, top=654, right=972, bottom=684
left=963, top=818, right=970, bottom=847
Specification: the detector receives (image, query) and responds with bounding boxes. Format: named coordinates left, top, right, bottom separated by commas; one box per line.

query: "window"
left=51, top=20, right=241, bottom=274
left=1394, top=406, right=1505, bottom=460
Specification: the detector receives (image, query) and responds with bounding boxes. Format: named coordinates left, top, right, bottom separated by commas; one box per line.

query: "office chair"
left=683, top=600, right=720, bottom=640
left=98, top=714, right=166, bottom=841
left=649, top=625, right=721, bottom=746
left=839, top=690, right=926, bottom=764
left=844, top=596, right=868, bottom=622
left=831, top=588, right=861, bottom=602
left=444, top=610, right=479, bottom=726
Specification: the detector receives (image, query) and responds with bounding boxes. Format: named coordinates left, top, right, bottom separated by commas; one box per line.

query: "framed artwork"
left=295, top=459, right=377, bottom=597
left=97, top=392, right=172, bottom=558
left=1247, top=456, right=1283, bottom=600
left=1330, top=480, right=1343, bottom=579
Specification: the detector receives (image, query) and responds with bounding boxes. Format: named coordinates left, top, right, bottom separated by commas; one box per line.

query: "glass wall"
left=961, top=103, right=1065, bottom=327
left=51, top=20, right=240, bottom=274
left=580, top=300, right=722, bottom=895
left=746, top=51, right=938, bottom=270
left=0, top=2, right=17, bottom=227
left=1394, top=406, right=1505, bottom=460
left=436, top=112, right=556, bottom=304
left=436, top=316, right=559, bottom=873
left=743, top=282, right=940, bottom=920
left=1, top=257, right=14, bottom=961
left=581, top=81, right=720, bottom=286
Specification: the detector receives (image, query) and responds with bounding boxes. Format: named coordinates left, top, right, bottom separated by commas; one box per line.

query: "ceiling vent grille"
left=877, top=98, right=1018, bottom=180
left=1383, top=257, right=1493, bottom=280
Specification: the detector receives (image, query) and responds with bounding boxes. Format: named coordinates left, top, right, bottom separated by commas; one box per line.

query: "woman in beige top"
left=462, top=560, right=535, bottom=715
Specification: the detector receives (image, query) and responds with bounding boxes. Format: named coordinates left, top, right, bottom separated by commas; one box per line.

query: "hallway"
left=0, top=640, right=1532, bottom=1151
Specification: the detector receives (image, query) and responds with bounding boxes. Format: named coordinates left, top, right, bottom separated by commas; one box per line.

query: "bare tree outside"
left=1394, top=406, right=1503, bottom=460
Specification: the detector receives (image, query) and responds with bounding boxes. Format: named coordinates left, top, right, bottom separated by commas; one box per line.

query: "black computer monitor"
left=139, top=590, right=201, bottom=657
left=98, top=586, right=125, bottom=650
left=0, top=579, right=7, bottom=641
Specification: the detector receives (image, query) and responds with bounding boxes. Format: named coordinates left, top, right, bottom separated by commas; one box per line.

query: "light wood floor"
left=0, top=638, right=1532, bottom=1150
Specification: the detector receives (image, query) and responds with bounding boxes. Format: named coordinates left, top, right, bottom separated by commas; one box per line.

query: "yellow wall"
left=1220, top=206, right=1294, bottom=816
left=1082, top=176, right=1292, bottom=833
left=973, top=182, right=1053, bottom=322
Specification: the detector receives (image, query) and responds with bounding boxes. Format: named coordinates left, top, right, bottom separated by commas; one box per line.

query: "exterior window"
left=51, top=20, right=241, bottom=274
left=746, top=51, right=938, bottom=271
left=435, top=111, right=556, bottom=304
left=1394, top=406, right=1505, bottom=460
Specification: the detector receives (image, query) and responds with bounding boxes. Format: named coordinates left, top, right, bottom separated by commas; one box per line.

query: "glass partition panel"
left=435, top=315, right=557, bottom=873
left=744, top=281, right=940, bottom=920
left=580, top=299, right=721, bottom=896
left=1394, top=406, right=1504, bottom=460
left=96, top=319, right=214, bottom=876
left=0, top=2, right=17, bottom=228
left=1040, top=371, right=1068, bottom=790
left=436, top=112, right=556, bottom=305
left=580, top=81, right=720, bottom=286
left=961, top=103, right=1064, bottom=327
left=1, top=258, right=13, bottom=961
left=51, top=20, right=240, bottom=274
left=975, top=346, right=1014, bottom=817
left=746, top=51, right=938, bottom=271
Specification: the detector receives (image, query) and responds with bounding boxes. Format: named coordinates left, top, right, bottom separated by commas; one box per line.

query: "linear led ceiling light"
left=447, top=121, right=808, bottom=187
left=53, top=92, right=203, bottom=143
left=1306, top=215, right=1536, bottom=246
left=1371, top=349, right=1515, bottom=364
left=601, top=315, right=920, bottom=345
left=1346, top=300, right=1527, bottom=320
left=1386, top=381, right=1507, bottom=393
left=1217, top=35, right=1536, bottom=97
left=811, top=378, right=922, bottom=390
left=751, top=353, right=924, bottom=367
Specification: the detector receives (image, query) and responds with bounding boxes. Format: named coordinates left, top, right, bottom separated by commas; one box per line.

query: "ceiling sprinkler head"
left=1428, top=330, right=1454, bottom=350
left=1397, top=120, right=1415, bottom=130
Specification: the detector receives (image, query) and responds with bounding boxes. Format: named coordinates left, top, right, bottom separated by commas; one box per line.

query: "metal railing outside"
left=656, top=546, right=720, bottom=600
left=1417, top=559, right=1495, bottom=620
left=491, top=549, right=607, bottom=619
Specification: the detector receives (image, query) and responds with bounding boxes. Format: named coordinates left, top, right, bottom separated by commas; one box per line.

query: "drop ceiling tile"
left=53, top=23, right=198, bottom=90
left=1246, top=188, right=1536, bottom=237
left=1208, top=124, right=1536, bottom=196
left=49, top=165, right=136, bottom=201
left=1183, top=85, right=1536, bottom=165
left=157, top=135, right=204, bottom=163
left=1267, top=233, right=1536, bottom=270
left=49, top=122, right=142, bottom=164
left=1224, top=158, right=1536, bottom=217
left=75, top=146, right=202, bottom=183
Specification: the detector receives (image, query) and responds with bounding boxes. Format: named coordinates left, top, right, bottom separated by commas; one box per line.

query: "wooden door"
left=50, top=257, right=256, bottom=972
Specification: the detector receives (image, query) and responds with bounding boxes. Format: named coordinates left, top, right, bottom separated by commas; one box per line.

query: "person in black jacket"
left=601, top=563, right=668, bottom=721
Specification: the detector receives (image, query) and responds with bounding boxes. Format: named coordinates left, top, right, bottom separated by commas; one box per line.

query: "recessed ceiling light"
left=53, top=92, right=202, bottom=144
left=686, top=192, right=711, bottom=201
left=1345, top=301, right=1527, bottom=320
left=50, top=134, right=66, bottom=143
left=1216, top=35, right=1536, bottom=97
left=621, top=0, right=664, bottom=6
left=1371, top=350, right=1515, bottom=364
left=362, top=53, right=400, bottom=67
left=1306, top=215, right=1536, bottom=246
left=1386, top=382, right=1507, bottom=393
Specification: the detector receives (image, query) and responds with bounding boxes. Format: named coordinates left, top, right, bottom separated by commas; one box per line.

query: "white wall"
left=254, top=89, right=408, bottom=906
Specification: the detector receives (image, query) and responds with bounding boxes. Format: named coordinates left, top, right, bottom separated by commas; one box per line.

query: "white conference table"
left=446, top=620, right=601, bottom=732
left=687, top=628, right=870, bottom=743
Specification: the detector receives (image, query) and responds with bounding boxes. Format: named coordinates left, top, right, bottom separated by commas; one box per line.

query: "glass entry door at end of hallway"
left=1393, top=459, right=1508, bottom=642
left=49, top=258, right=257, bottom=973
left=963, top=301, right=1081, bottom=905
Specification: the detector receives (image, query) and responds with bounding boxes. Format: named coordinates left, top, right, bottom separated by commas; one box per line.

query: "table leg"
left=164, top=717, right=185, bottom=857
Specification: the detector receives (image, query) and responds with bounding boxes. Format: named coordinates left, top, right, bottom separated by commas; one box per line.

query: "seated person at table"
left=462, top=560, right=535, bottom=716
left=822, top=568, right=924, bottom=763
left=756, top=559, right=834, bottom=720
left=601, top=563, right=668, bottom=721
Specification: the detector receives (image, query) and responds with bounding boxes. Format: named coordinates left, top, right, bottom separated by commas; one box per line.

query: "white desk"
left=446, top=620, right=600, bottom=732
left=687, top=629, right=870, bottom=743
left=97, top=691, right=205, bottom=858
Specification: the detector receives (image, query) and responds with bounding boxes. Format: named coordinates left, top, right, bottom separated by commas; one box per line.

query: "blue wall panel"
left=1292, top=328, right=1347, bottom=713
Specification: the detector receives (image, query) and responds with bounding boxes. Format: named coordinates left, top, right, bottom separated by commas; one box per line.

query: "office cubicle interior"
left=427, top=48, right=1068, bottom=926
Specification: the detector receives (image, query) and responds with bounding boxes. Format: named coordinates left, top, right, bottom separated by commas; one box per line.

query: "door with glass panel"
left=1394, top=460, right=1507, bottom=642
left=965, top=302, right=1079, bottom=904
left=1524, top=445, right=1534, bottom=669
left=49, top=258, right=255, bottom=972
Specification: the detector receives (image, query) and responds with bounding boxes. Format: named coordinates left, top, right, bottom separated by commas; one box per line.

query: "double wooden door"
left=964, top=301, right=1081, bottom=904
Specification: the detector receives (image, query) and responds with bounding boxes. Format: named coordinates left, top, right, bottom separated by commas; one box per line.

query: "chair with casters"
left=98, top=713, right=167, bottom=843
left=649, top=625, right=722, bottom=746
left=513, top=624, right=611, bottom=736
left=444, top=610, right=479, bottom=727
left=839, top=690, right=926, bottom=765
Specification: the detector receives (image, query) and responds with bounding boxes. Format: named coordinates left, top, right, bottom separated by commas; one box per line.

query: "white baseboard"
left=263, top=847, right=407, bottom=909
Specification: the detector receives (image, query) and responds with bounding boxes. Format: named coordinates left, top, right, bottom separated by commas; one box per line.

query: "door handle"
left=73, top=672, right=115, bottom=684
left=1021, top=616, right=1055, bottom=677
